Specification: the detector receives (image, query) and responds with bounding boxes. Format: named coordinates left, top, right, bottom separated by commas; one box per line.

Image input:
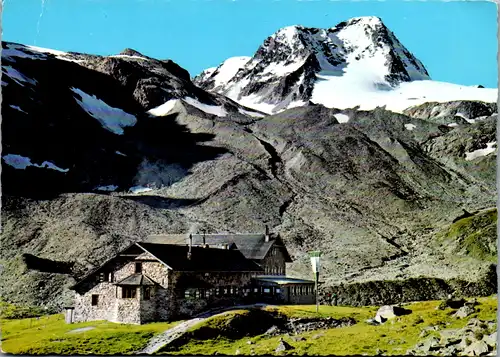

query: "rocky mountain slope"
left=0, top=28, right=497, bottom=311
left=194, top=16, right=497, bottom=114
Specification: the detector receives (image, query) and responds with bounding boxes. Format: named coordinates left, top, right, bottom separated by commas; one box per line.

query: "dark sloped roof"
left=176, top=275, right=214, bottom=288
left=115, top=274, right=156, bottom=286
left=70, top=242, right=141, bottom=290
left=145, top=233, right=292, bottom=262
left=137, top=242, right=264, bottom=272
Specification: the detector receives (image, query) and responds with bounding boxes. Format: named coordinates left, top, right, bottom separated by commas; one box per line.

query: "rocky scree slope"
left=0, top=41, right=497, bottom=310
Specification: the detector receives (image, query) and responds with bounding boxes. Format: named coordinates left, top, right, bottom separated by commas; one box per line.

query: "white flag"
left=310, top=256, right=320, bottom=273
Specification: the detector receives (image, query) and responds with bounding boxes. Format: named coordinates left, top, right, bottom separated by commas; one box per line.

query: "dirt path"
left=137, top=303, right=275, bottom=354
left=137, top=317, right=205, bottom=354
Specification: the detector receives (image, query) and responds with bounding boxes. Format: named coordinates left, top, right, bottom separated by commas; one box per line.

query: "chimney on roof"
left=265, top=225, right=270, bottom=242
left=187, top=234, right=192, bottom=260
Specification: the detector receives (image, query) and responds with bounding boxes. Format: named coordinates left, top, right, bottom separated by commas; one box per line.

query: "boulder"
left=442, top=345, right=459, bottom=355
left=275, top=339, right=294, bottom=353
left=458, top=337, right=474, bottom=351
left=463, top=340, right=490, bottom=356
left=437, top=298, right=466, bottom=310
left=422, top=337, right=441, bottom=352
left=265, top=325, right=280, bottom=336
left=415, top=337, right=440, bottom=353
left=374, top=305, right=412, bottom=323
left=468, top=318, right=483, bottom=327
left=487, top=321, right=497, bottom=330
left=482, top=333, right=497, bottom=348
left=454, top=305, right=475, bottom=319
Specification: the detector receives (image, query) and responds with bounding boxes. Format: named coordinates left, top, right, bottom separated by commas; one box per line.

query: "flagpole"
left=309, top=251, right=321, bottom=314
left=315, top=271, right=319, bottom=313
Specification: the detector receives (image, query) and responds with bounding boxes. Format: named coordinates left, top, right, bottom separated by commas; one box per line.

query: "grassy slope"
left=161, top=297, right=497, bottom=356
left=1, top=314, right=179, bottom=354
left=2, top=297, right=496, bottom=355
left=436, top=208, right=497, bottom=263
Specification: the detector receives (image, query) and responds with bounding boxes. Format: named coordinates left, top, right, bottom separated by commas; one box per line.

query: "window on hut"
left=91, top=295, right=99, bottom=306
left=185, top=290, right=190, bottom=298
left=263, top=288, right=270, bottom=294
left=122, top=287, right=137, bottom=299
left=276, top=288, right=281, bottom=294
left=135, top=262, right=142, bottom=273
left=254, top=288, right=259, bottom=293
left=143, top=287, right=152, bottom=300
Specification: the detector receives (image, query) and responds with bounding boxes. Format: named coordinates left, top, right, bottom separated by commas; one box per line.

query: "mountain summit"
left=194, top=16, right=495, bottom=114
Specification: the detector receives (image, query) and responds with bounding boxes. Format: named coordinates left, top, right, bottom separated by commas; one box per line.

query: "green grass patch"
left=266, top=304, right=378, bottom=321
left=436, top=208, right=497, bottom=262
left=3, top=297, right=496, bottom=355
left=1, top=314, right=180, bottom=354
left=0, top=299, right=49, bottom=320
left=160, top=296, right=497, bottom=356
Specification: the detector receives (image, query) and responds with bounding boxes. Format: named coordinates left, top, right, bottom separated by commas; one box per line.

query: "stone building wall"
left=73, top=253, right=172, bottom=324
left=167, top=271, right=257, bottom=318
left=116, top=298, right=141, bottom=324
left=73, top=257, right=131, bottom=323
left=73, top=283, right=120, bottom=323
left=259, top=246, right=287, bottom=275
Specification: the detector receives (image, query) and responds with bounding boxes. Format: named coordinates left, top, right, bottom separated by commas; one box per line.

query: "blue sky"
left=2, top=0, right=498, bottom=88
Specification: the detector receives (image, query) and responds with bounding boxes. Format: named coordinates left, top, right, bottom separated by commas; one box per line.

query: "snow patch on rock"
left=334, top=113, right=350, bottom=123
left=3, top=154, right=69, bottom=172
left=183, top=97, right=227, bottom=117
left=465, top=142, right=497, bottom=161
left=147, top=99, right=180, bottom=117
left=95, top=185, right=118, bottom=192
left=71, top=87, right=137, bottom=135
left=9, top=105, right=28, bottom=114
left=129, top=186, right=153, bottom=194
left=2, top=66, right=37, bottom=86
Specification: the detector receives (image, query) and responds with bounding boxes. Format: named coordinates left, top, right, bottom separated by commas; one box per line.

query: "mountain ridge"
left=194, top=16, right=496, bottom=114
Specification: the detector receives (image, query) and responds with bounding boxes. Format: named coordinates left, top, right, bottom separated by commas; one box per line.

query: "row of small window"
left=264, top=266, right=285, bottom=275
left=184, top=286, right=281, bottom=299
left=291, top=285, right=314, bottom=296
left=90, top=286, right=153, bottom=306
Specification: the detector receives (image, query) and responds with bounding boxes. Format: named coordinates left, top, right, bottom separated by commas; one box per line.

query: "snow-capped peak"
left=344, top=16, right=384, bottom=26
left=194, top=56, right=251, bottom=92
left=193, top=16, right=496, bottom=115
left=271, top=25, right=302, bottom=48
left=194, top=16, right=437, bottom=114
